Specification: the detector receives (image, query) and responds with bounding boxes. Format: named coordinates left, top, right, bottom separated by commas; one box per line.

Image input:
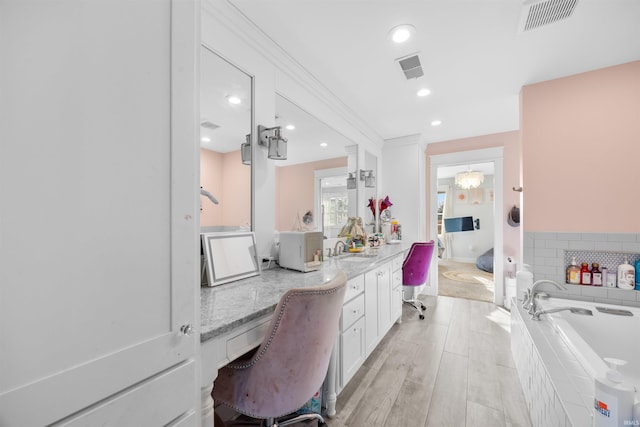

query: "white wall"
left=381, top=135, right=426, bottom=244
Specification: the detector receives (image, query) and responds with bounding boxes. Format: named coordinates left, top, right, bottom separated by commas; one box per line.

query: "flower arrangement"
left=367, top=196, right=393, bottom=219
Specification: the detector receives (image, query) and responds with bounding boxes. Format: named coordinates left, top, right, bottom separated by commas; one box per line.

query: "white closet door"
left=0, top=1, right=199, bottom=425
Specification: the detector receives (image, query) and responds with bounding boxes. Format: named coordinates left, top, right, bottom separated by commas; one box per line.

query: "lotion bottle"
left=593, top=358, right=635, bottom=427
left=618, top=257, right=635, bottom=290
left=566, top=256, right=581, bottom=284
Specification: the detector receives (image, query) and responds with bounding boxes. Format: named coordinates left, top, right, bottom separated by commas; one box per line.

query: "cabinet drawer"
left=340, top=316, right=365, bottom=387
left=341, top=293, right=365, bottom=330
left=344, top=275, right=365, bottom=302
left=392, top=269, right=402, bottom=289
left=392, top=254, right=404, bottom=272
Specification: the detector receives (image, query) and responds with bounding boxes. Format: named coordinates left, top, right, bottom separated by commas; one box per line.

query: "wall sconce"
left=360, top=169, right=376, bottom=188
left=258, top=125, right=287, bottom=160
left=346, top=172, right=357, bottom=189
left=240, top=134, right=251, bottom=165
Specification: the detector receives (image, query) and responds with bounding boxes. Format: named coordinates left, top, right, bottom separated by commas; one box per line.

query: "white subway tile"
left=606, top=287, right=637, bottom=301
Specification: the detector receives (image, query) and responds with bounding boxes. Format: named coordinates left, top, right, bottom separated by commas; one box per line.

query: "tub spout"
left=524, top=280, right=567, bottom=315
left=531, top=306, right=593, bottom=320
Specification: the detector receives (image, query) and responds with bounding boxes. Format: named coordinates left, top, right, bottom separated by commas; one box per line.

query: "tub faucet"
left=334, top=240, right=347, bottom=257
left=524, top=280, right=567, bottom=315
left=531, top=306, right=593, bottom=320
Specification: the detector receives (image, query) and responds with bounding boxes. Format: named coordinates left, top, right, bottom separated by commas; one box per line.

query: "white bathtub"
left=511, top=297, right=640, bottom=426
left=536, top=298, right=640, bottom=391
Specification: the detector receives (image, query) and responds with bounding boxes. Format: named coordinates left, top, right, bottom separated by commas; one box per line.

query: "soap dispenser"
left=593, top=358, right=635, bottom=426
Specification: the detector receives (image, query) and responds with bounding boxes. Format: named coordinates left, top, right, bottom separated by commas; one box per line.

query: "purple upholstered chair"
left=402, top=241, right=435, bottom=320
left=213, top=271, right=347, bottom=427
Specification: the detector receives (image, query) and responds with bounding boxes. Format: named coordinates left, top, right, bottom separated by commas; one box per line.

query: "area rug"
left=442, top=270, right=494, bottom=285
left=438, top=260, right=494, bottom=303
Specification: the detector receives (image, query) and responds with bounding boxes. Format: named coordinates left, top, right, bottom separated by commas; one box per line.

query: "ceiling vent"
left=520, top=0, right=579, bottom=32
left=201, top=121, right=220, bottom=130
left=396, top=53, right=424, bottom=80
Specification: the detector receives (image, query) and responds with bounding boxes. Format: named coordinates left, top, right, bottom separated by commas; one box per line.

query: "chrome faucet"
left=334, top=240, right=347, bottom=256
left=531, top=306, right=593, bottom=320
left=523, top=280, right=567, bottom=315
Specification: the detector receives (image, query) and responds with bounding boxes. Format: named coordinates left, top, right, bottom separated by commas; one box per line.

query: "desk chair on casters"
left=402, top=241, right=435, bottom=320
left=212, top=271, right=347, bottom=427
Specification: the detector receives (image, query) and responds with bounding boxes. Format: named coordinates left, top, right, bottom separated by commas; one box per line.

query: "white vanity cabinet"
left=339, top=275, right=366, bottom=388
left=391, top=255, right=404, bottom=323
left=0, top=1, right=199, bottom=425
left=364, top=260, right=395, bottom=356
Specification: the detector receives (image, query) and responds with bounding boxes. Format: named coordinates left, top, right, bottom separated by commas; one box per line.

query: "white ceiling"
left=228, top=0, right=640, bottom=144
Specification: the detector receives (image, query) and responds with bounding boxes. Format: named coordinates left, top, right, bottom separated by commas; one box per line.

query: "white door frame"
left=428, top=147, right=504, bottom=306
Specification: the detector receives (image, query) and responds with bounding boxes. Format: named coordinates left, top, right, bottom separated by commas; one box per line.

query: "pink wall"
left=425, top=131, right=522, bottom=264
left=200, top=148, right=251, bottom=227
left=275, top=157, right=348, bottom=231
left=521, top=61, right=640, bottom=232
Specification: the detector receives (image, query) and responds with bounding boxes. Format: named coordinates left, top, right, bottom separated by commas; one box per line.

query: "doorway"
left=428, top=147, right=504, bottom=306
left=436, top=162, right=495, bottom=303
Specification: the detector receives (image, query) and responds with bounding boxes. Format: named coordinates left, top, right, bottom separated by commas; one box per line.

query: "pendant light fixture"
left=455, top=168, right=484, bottom=189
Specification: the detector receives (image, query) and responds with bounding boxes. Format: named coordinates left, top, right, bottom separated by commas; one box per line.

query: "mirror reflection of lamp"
left=346, top=172, right=357, bottom=189
left=241, top=134, right=251, bottom=165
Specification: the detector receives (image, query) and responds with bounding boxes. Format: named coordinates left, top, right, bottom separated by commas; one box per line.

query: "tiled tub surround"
left=523, top=232, right=640, bottom=307
left=511, top=301, right=594, bottom=427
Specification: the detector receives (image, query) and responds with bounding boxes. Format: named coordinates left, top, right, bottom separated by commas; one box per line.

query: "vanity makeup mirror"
left=274, top=94, right=355, bottom=237
left=200, top=45, right=253, bottom=232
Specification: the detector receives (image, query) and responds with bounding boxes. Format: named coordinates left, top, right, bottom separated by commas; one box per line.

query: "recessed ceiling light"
left=227, top=95, right=241, bottom=105
left=320, top=142, right=328, bottom=147
left=417, top=88, right=431, bottom=97
left=431, top=120, right=442, bottom=126
left=285, top=124, right=295, bottom=130
left=201, top=136, right=211, bottom=142
left=389, top=24, right=415, bottom=44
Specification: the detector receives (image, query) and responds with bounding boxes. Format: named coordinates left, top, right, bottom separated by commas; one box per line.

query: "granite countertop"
left=200, top=242, right=410, bottom=342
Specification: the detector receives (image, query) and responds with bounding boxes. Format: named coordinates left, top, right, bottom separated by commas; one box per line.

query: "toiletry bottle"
left=566, top=256, right=581, bottom=284
left=604, top=267, right=617, bottom=288
left=635, top=259, right=640, bottom=291
left=592, top=263, right=603, bottom=286
left=618, top=257, right=635, bottom=290
left=580, top=262, right=591, bottom=285
left=593, top=358, right=635, bottom=427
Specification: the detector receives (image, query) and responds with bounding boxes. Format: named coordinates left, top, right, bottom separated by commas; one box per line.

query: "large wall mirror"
left=200, top=45, right=253, bottom=232
left=274, top=94, right=356, bottom=238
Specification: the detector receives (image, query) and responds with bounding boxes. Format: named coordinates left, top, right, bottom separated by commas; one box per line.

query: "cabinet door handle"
left=179, top=324, right=193, bottom=336
left=352, top=309, right=359, bottom=314
left=353, top=328, right=360, bottom=333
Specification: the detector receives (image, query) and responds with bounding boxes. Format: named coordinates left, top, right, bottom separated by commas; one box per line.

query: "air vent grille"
left=521, top=0, right=579, bottom=32
left=396, top=54, right=424, bottom=80
left=201, top=121, right=220, bottom=130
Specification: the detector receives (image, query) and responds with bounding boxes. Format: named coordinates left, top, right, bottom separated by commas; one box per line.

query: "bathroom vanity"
left=199, top=243, right=409, bottom=426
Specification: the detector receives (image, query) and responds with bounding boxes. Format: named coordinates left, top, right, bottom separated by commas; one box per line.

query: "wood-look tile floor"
left=325, top=295, right=533, bottom=427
